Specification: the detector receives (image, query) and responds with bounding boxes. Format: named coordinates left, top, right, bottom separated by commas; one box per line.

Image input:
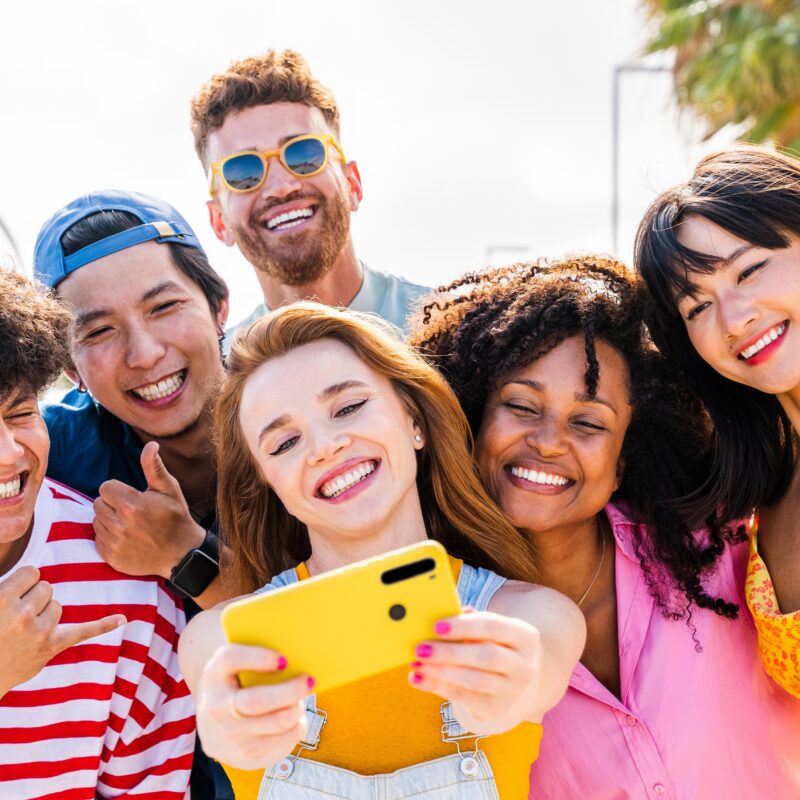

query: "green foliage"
left=642, top=0, right=800, bottom=152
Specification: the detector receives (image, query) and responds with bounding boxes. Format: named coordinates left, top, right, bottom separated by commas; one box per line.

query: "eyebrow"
left=74, top=281, right=185, bottom=330
left=674, top=244, right=756, bottom=304
left=256, top=380, right=368, bottom=447
left=238, top=134, right=309, bottom=153
left=504, top=379, right=618, bottom=414
left=3, top=391, right=36, bottom=410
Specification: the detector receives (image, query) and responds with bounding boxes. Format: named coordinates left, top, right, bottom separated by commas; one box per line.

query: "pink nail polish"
left=307, top=676, right=316, bottom=690
left=416, top=643, right=433, bottom=659
left=434, top=621, right=452, bottom=636
left=277, top=656, right=288, bottom=671
left=411, top=672, right=424, bottom=685
left=410, top=661, right=423, bottom=668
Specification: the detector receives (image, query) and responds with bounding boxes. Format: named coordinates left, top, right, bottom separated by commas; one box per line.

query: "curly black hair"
left=0, top=268, right=72, bottom=400
left=409, top=254, right=744, bottom=623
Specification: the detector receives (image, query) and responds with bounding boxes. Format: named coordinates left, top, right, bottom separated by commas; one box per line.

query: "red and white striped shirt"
left=0, top=479, right=195, bottom=799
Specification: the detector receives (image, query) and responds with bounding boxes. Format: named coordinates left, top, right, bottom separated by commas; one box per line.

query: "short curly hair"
left=191, top=49, right=341, bottom=167
left=0, top=269, right=72, bottom=400
left=409, top=255, right=744, bottom=624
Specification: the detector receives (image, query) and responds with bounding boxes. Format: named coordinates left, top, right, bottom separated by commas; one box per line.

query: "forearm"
left=491, top=581, right=586, bottom=723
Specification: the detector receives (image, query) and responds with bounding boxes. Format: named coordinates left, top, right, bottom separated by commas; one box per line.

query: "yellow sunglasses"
left=208, top=133, right=346, bottom=195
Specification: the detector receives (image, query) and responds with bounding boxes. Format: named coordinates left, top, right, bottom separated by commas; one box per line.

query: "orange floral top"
left=745, top=518, right=800, bottom=699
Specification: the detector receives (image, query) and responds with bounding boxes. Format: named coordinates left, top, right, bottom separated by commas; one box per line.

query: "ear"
left=64, top=367, right=81, bottom=386
left=207, top=199, right=235, bottom=247
left=613, top=457, right=625, bottom=491
left=343, top=161, right=363, bottom=211
left=412, top=420, right=425, bottom=450
left=215, top=295, right=230, bottom=333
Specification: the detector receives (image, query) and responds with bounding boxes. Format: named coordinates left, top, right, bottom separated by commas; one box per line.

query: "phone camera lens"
left=389, top=604, right=406, bottom=621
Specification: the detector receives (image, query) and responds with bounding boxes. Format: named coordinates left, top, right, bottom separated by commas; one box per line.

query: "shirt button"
left=653, top=783, right=666, bottom=794
left=626, top=715, right=637, bottom=726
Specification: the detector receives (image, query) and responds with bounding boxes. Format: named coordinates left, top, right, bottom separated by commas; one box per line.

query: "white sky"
left=1, top=0, right=736, bottom=323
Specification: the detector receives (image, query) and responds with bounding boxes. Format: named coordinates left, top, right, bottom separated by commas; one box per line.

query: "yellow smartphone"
left=220, top=540, right=461, bottom=693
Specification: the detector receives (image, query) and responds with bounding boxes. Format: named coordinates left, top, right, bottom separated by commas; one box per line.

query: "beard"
left=233, top=187, right=351, bottom=287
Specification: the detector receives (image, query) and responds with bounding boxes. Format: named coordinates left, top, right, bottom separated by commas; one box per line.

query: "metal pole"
left=611, top=64, right=672, bottom=256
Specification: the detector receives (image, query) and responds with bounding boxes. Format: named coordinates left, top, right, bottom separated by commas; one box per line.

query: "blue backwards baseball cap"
left=34, top=189, right=207, bottom=289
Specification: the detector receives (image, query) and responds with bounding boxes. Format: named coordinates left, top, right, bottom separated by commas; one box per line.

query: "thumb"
left=53, top=614, right=127, bottom=653
left=141, top=441, right=177, bottom=495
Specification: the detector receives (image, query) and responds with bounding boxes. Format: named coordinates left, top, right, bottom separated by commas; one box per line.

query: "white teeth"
left=510, top=466, right=569, bottom=487
left=740, top=323, right=786, bottom=360
left=132, top=370, right=185, bottom=401
left=266, top=208, right=314, bottom=231
left=320, top=462, right=377, bottom=498
left=0, top=477, right=21, bottom=499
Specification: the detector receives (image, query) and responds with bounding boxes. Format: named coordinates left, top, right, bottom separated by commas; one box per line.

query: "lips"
left=735, top=321, right=788, bottom=362
left=260, top=196, right=320, bottom=234
left=126, top=369, right=188, bottom=409
left=265, top=207, right=316, bottom=232
left=505, top=463, right=575, bottom=494
left=314, top=458, right=380, bottom=501
left=0, top=472, right=25, bottom=503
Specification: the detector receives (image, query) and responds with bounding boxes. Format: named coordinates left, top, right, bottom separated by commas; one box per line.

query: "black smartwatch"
left=169, top=530, right=220, bottom=598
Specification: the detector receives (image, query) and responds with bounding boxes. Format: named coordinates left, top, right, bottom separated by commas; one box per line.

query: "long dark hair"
left=634, top=144, right=798, bottom=525
left=410, top=255, right=743, bottom=621
left=215, top=302, right=539, bottom=594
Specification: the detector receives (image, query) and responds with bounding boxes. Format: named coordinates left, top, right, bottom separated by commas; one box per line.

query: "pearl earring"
left=415, top=434, right=422, bottom=443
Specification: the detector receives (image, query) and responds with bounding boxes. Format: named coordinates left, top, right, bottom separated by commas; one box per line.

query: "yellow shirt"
left=225, top=559, right=543, bottom=799
left=745, top=521, right=800, bottom=699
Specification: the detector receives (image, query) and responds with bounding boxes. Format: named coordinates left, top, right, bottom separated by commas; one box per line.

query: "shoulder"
left=39, top=477, right=95, bottom=519
left=223, top=303, right=268, bottom=352
left=491, top=580, right=585, bottom=630
left=367, top=264, right=430, bottom=300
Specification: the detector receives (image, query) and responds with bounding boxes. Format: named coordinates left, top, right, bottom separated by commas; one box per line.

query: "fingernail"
left=307, top=676, right=316, bottom=690
left=277, top=656, right=288, bottom=671
left=434, top=621, right=451, bottom=635
left=416, top=643, right=433, bottom=658
left=410, top=661, right=423, bottom=668
left=411, top=672, right=424, bottom=685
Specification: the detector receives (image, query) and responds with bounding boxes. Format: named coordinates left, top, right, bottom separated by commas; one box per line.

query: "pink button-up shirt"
left=530, top=503, right=800, bottom=799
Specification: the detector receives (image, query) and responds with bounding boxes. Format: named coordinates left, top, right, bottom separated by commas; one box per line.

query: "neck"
left=304, top=494, right=427, bottom=577
left=777, top=386, right=800, bottom=432
left=526, top=515, right=608, bottom=605
left=0, top=523, right=33, bottom=577
left=257, top=240, right=363, bottom=310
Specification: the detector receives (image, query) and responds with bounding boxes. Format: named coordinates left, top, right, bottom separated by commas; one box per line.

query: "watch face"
left=172, top=549, right=219, bottom=597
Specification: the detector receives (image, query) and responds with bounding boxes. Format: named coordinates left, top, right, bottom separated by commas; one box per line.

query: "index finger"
left=0, top=565, right=42, bottom=596
left=206, top=644, right=290, bottom=690
left=53, top=614, right=127, bottom=654
left=432, top=611, right=539, bottom=650
left=97, top=479, right=141, bottom=511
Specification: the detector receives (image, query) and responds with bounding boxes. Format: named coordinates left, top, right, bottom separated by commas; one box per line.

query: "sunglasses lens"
left=284, top=138, right=327, bottom=175
left=222, top=154, right=265, bottom=191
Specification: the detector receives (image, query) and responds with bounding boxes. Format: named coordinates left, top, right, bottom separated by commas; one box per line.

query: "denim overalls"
left=254, top=561, right=506, bottom=799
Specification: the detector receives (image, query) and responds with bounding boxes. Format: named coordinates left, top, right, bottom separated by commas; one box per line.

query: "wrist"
left=164, top=523, right=207, bottom=579
left=169, top=529, right=221, bottom=598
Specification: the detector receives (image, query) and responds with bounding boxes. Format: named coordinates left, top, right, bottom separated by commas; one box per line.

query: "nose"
left=719, top=291, right=758, bottom=343
left=306, top=423, right=349, bottom=465
left=125, top=325, right=167, bottom=370
left=526, top=415, right=568, bottom=458
left=0, top=422, right=24, bottom=467
left=260, top=157, right=304, bottom=201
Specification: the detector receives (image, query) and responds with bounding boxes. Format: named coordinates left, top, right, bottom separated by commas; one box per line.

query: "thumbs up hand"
left=93, top=441, right=206, bottom=579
